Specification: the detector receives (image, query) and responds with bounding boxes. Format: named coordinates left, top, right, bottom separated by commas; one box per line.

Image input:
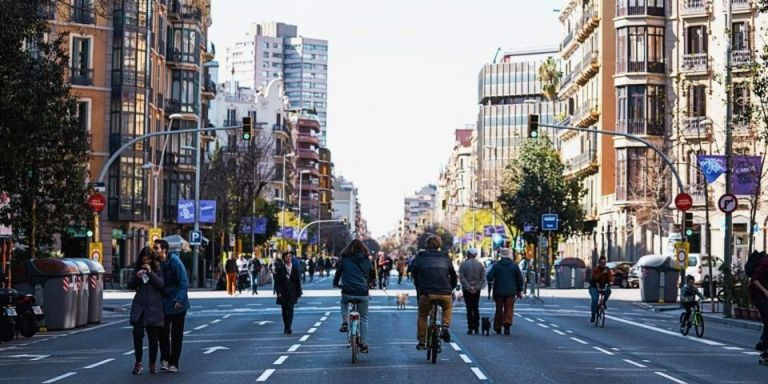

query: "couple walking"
left=128, top=239, right=190, bottom=374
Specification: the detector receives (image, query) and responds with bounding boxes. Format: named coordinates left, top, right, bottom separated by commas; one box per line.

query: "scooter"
left=11, top=290, right=43, bottom=338
left=0, top=288, right=17, bottom=342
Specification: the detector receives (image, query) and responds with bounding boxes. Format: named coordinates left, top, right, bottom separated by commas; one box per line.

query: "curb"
left=633, top=302, right=679, bottom=312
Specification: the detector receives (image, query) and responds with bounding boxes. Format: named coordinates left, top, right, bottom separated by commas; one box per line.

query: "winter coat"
left=459, top=258, right=486, bottom=293
left=589, top=266, right=612, bottom=288
left=749, top=256, right=768, bottom=301
left=275, top=263, right=302, bottom=305
left=161, top=255, right=190, bottom=315
left=128, top=264, right=165, bottom=327
left=411, top=250, right=458, bottom=296
left=486, top=258, right=523, bottom=298
left=225, top=258, right=238, bottom=273
left=333, top=251, right=375, bottom=297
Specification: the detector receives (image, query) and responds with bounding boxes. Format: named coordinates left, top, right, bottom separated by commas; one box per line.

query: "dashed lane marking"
left=570, top=337, right=588, bottom=345
left=470, top=367, right=488, bottom=380
left=623, top=359, right=647, bottom=368
left=217, top=304, right=232, bottom=307
left=742, top=351, right=761, bottom=355
left=320, top=317, right=327, bottom=321
left=42, top=372, right=77, bottom=383
left=183, top=331, right=191, bottom=335
left=654, top=371, right=688, bottom=384
left=83, top=358, right=115, bottom=369
left=299, top=335, right=310, bottom=342
left=211, top=319, right=221, bottom=324
left=550, top=324, right=559, bottom=328
left=308, top=328, right=317, bottom=334
left=566, top=330, right=574, bottom=334
left=256, top=369, right=275, bottom=382
left=459, top=354, right=472, bottom=363
left=535, top=318, right=546, bottom=322
left=524, top=318, right=535, bottom=323
left=593, top=347, right=614, bottom=356
left=313, top=322, right=322, bottom=327
left=537, top=323, right=549, bottom=329
left=194, top=324, right=208, bottom=330
left=611, top=348, right=620, bottom=351
left=723, top=346, right=743, bottom=351
left=450, top=342, right=461, bottom=351
left=324, top=311, right=331, bottom=316
left=288, top=344, right=300, bottom=352
left=553, top=330, right=566, bottom=336
left=223, top=314, right=232, bottom=319
left=273, top=355, right=289, bottom=365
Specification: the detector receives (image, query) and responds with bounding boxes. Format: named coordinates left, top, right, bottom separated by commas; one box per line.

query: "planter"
left=734, top=307, right=745, bottom=319
left=749, top=308, right=760, bottom=321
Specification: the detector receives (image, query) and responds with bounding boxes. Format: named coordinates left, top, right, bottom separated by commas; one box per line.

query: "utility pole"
left=723, top=0, right=734, bottom=317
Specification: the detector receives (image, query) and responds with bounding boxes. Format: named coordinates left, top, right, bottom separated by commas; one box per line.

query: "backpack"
left=745, top=251, right=765, bottom=278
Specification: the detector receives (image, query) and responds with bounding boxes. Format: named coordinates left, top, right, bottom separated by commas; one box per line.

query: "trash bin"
left=555, top=258, right=586, bottom=289
left=638, top=255, right=679, bottom=303
left=68, top=259, right=90, bottom=327
left=69, top=258, right=105, bottom=324
left=12, top=259, right=79, bottom=330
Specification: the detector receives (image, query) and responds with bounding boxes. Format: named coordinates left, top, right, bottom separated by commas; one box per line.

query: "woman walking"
left=275, top=251, right=302, bottom=334
left=127, top=246, right=164, bottom=374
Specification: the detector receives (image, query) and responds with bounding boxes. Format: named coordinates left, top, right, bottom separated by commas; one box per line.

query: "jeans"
left=589, top=286, right=612, bottom=315
left=417, top=294, right=452, bottom=343
left=493, top=296, right=517, bottom=331
left=463, top=290, right=481, bottom=331
left=281, top=303, right=294, bottom=331
left=133, top=323, right=161, bottom=364
left=340, top=294, right=369, bottom=345
left=251, top=272, right=259, bottom=293
left=159, top=312, right=186, bottom=368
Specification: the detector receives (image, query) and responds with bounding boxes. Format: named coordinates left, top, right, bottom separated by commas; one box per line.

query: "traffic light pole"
left=296, top=219, right=347, bottom=261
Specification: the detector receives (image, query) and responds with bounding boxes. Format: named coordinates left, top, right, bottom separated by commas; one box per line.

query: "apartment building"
left=435, top=128, right=476, bottom=233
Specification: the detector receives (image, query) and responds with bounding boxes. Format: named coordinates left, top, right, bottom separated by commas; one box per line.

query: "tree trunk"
left=30, top=198, right=36, bottom=259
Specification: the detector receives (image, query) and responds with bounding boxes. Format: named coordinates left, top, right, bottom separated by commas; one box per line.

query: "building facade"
left=400, top=185, right=437, bottom=249
left=436, top=128, right=475, bottom=234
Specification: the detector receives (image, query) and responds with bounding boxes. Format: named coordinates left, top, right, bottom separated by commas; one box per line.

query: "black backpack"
left=745, top=251, right=765, bottom=278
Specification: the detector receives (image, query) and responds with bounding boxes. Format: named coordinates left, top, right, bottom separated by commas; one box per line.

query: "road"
left=1, top=273, right=765, bottom=383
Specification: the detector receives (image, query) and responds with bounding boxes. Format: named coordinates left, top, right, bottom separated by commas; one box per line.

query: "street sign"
left=718, top=193, right=738, bottom=213
left=515, top=236, right=525, bottom=252
left=674, top=193, right=693, bottom=211
left=87, top=193, right=106, bottom=213
left=89, top=242, right=103, bottom=263
left=674, top=242, right=690, bottom=268
left=148, top=228, right=162, bottom=246
left=190, top=230, right=202, bottom=246
left=92, top=182, right=106, bottom=193
left=229, top=234, right=235, bottom=247
left=541, top=214, right=558, bottom=231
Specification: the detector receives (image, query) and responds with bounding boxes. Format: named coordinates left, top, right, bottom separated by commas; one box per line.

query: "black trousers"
left=281, top=303, right=295, bottom=331
left=133, top=323, right=161, bottom=364
left=755, top=296, right=768, bottom=350
left=464, top=290, right=481, bottom=331
left=159, top=312, right=186, bottom=367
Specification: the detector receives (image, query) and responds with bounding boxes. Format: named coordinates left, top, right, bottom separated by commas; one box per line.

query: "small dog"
left=452, top=287, right=463, bottom=306
left=481, top=317, right=491, bottom=336
left=396, top=293, right=409, bottom=309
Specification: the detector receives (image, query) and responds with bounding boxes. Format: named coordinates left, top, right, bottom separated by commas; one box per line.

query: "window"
left=169, top=27, right=198, bottom=64
left=262, top=42, right=269, bottom=49
left=733, top=83, right=750, bottom=125
left=71, top=36, right=92, bottom=85
left=76, top=100, right=90, bottom=132
left=687, top=26, right=707, bottom=54
left=272, top=52, right=283, bottom=58
left=648, top=27, right=664, bottom=72
left=688, top=85, right=706, bottom=117
left=617, top=85, right=665, bottom=135
left=72, top=0, right=94, bottom=24
left=733, top=22, right=748, bottom=51
left=628, top=27, right=646, bottom=72
left=616, top=28, right=627, bottom=73
left=263, top=52, right=269, bottom=58
left=169, top=70, right=199, bottom=113
left=272, top=43, right=279, bottom=48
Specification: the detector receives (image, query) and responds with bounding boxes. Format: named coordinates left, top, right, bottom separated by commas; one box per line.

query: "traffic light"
left=684, top=212, right=693, bottom=237
left=242, top=116, right=252, bottom=141
left=528, top=114, right=539, bottom=139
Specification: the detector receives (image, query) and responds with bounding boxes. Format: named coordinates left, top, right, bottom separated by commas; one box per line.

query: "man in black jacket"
left=412, top=235, right=457, bottom=350
left=333, top=239, right=375, bottom=353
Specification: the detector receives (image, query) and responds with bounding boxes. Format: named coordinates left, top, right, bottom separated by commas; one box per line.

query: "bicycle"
left=346, top=298, right=363, bottom=363
left=679, top=300, right=704, bottom=338
left=425, top=301, right=448, bottom=364
left=593, top=286, right=607, bottom=328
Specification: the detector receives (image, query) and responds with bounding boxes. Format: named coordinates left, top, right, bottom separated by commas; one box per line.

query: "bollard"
left=658, top=271, right=665, bottom=304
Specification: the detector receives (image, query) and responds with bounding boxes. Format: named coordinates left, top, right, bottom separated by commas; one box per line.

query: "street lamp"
left=296, top=170, right=311, bottom=254
left=280, top=153, right=295, bottom=250
left=178, top=115, right=201, bottom=288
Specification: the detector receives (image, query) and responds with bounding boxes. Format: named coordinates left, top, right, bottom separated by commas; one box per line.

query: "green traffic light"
left=86, top=230, right=94, bottom=237
left=685, top=228, right=693, bottom=237
left=530, top=131, right=539, bottom=139
left=242, top=133, right=251, bottom=141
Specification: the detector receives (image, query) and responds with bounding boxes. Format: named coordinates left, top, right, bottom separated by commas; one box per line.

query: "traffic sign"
left=674, top=193, right=693, bottom=211
left=674, top=242, right=689, bottom=268
left=190, top=230, right=202, bottom=246
left=148, top=228, right=162, bottom=246
left=89, top=242, right=103, bottom=263
left=541, top=214, right=558, bottom=231
left=718, top=193, right=738, bottom=213
left=87, top=193, right=106, bottom=213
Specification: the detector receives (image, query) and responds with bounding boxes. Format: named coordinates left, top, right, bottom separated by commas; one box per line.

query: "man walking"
left=248, top=256, right=261, bottom=295
left=224, top=254, right=238, bottom=296
left=459, top=248, right=485, bottom=334
left=154, top=239, right=189, bottom=373
left=486, top=249, right=523, bottom=335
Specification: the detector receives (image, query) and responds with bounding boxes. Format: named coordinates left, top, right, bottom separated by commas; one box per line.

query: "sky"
left=209, top=0, right=564, bottom=238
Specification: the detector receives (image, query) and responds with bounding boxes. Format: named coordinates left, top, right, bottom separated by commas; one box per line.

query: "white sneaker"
left=168, top=365, right=178, bottom=373
left=160, top=361, right=169, bottom=371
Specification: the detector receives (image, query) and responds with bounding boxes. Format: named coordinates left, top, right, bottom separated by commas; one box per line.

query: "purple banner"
left=495, top=225, right=506, bottom=235
left=733, top=156, right=763, bottom=195
left=483, top=225, right=494, bottom=237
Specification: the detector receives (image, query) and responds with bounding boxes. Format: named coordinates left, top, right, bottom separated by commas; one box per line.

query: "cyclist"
left=333, top=239, right=375, bottom=354
left=412, top=235, right=457, bottom=350
left=682, top=274, right=705, bottom=319
left=589, top=256, right=612, bottom=323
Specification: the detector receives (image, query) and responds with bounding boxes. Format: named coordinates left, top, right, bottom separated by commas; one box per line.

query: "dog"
left=396, top=293, right=409, bottom=310
left=481, top=317, right=491, bottom=336
left=452, top=287, right=463, bottom=306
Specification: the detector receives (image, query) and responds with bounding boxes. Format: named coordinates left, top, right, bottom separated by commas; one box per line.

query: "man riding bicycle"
left=589, top=256, right=612, bottom=323
left=333, top=239, right=376, bottom=354
left=412, top=235, right=457, bottom=350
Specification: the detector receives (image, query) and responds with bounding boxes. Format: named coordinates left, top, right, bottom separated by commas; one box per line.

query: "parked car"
left=606, top=261, right=634, bottom=288
left=685, top=254, right=722, bottom=293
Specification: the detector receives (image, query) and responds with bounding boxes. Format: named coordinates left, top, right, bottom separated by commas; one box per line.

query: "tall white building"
left=333, top=176, right=358, bottom=235
left=223, top=22, right=329, bottom=146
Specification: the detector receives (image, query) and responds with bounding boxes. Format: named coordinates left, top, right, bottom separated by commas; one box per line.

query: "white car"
left=685, top=254, right=722, bottom=288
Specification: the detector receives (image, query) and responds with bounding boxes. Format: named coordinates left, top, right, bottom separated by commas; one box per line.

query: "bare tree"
left=626, top=154, right=674, bottom=255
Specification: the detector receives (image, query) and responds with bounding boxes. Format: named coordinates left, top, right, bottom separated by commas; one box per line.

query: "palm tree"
left=538, top=57, right=562, bottom=102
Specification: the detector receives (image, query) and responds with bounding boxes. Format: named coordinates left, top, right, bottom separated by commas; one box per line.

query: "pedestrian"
left=396, top=255, right=406, bottom=285
left=270, top=253, right=283, bottom=295
left=308, top=256, right=316, bottom=282
left=486, top=249, right=523, bottom=335
left=248, top=255, right=262, bottom=295
left=224, top=254, right=238, bottom=296
left=300, top=257, right=307, bottom=284
left=333, top=239, right=376, bottom=353
left=128, top=246, right=164, bottom=375
left=275, top=251, right=302, bottom=334
left=317, top=256, right=325, bottom=277
left=747, top=251, right=768, bottom=362
left=519, top=257, right=529, bottom=295
left=459, top=248, right=485, bottom=335
left=324, top=256, right=333, bottom=277
left=154, top=239, right=190, bottom=373
left=377, top=254, right=390, bottom=289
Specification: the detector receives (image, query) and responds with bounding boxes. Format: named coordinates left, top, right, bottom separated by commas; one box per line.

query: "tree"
left=626, top=153, right=674, bottom=255
left=0, top=1, right=90, bottom=258
left=538, top=57, right=562, bottom=102
left=415, top=225, right=454, bottom=253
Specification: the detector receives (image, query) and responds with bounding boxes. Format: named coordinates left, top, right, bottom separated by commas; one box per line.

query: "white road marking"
left=42, top=372, right=77, bottom=383
left=570, top=337, right=588, bottom=345
left=211, top=319, right=221, bottom=324
left=459, top=354, right=472, bottom=363
left=611, top=348, right=620, bottom=351
left=553, top=330, right=566, bottom=336
left=593, top=347, right=614, bottom=356
left=514, top=313, right=522, bottom=317
left=325, top=311, right=331, bottom=316
left=194, top=324, right=208, bottom=330
left=320, top=317, right=327, bottom=321
left=308, top=328, right=317, bottom=334
left=274, top=355, right=289, bottom=365
left=643, top=360, right=652, bottom=363
left=742, top=351, right=761, bottom=355
left=256, top=369, right=276, bottom=382
left=550, top=324, right=559, bottom=328
left=223, top=314, right=232, bottom=319
left=247, top=303, right=263, bottom=306
left=525, top=318, right=535, bottom=323
left=607, top=315, right=725, bottom=347
left=183, top=331, right=191, bottom=335
left=536, top=318, right=546, bottom=322
left=450, top=342, right=461, bottom=351
left=83, top=358, right=115, bottom=369
left=471, top=367, right=488, bottom=380
left=623, top=359, right=647, bottom=368
left=723, top=346, right=743, bottom=350
left=299, top=335, right=310, bottom=342
left=288, top=344, right=300, bottom=352
left=654, top=371, right=688, bottom=384
left=217, top=304, right=232, bottom=307
left=123, top=346, right=146, bottom=355
left=314, top=322, right=322, bottom=327
left=566, top=330, right=574, bottom=334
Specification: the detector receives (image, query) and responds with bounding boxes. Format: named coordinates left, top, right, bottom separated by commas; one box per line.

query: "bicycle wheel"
left=351, top=334, right=358, bottom=364
left=425, top=326, right=433, bottom=361
left=430, top=336, right=439, bottom=364
left=694, top=312, right=704, bottom=338
left=679, top=312, right=690, bottom=336
left=597, top=307, right=605, bottom=328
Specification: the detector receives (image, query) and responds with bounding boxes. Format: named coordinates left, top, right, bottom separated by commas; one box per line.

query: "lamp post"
left=179, top=112, right=201, bottom=288
left=280, top=153, right=295, bottom=250
left=297, top=170, right=311, bottom=252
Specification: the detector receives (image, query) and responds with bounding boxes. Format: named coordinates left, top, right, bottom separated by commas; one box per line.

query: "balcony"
left=562, top=31, right=574, bottom=51
left=732, top=0, right=752, bottom=12
left=71, top=7, right=94, bottom=24
left=168, top=0, right=202, bottom=22
left=560, top=70, right=574, bottom=90
left=618, top=119, right=664, bottom=136
left=732, top=49, right=752, bottom=68
left=297, top=148, right=319, bottom=161
left=681, top=0, right=708, bottom=16
left=164, top=99, right=198, bottom=115
left=688, top=184, right=708, bottom=206
left=732, top=118, right=753, bottom=138
left=565, top=150, right=598, bottom=177
left=297, top=134, right=319, bottom=146
left=681, top=53, right=708, bottom=73
left=69, top=67, right=93, bottom=86
left=201, top=77, right=216, bottom=99
left=616, top=1, right=665, bottom=17
left=576, top=51, right=599, bottom=86
left=576, top=6, right=599, bottom=43
left=680, top=117, right=712, bottom=140
left=575, top=100, right=600, bottom=128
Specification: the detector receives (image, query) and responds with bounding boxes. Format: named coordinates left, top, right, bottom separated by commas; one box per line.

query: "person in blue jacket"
left=154, top=239, right=189, bottom=373
left=333, top=239, right=376, bottom=353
